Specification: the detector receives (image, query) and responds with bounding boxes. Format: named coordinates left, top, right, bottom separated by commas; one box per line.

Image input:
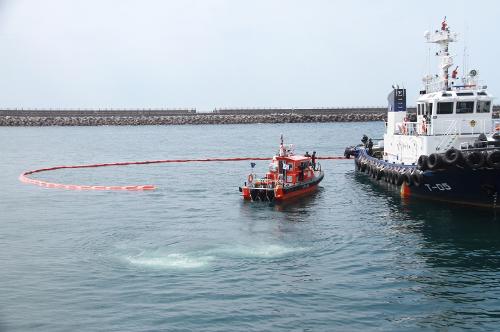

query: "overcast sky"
left=0, top=0, right=498, bottom=111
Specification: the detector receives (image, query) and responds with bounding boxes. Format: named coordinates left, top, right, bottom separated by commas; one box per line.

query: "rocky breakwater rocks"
left=0, top=112, right=387, bottom=126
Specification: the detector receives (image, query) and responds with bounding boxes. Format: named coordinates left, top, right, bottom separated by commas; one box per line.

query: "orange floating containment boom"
left=19, top=156, right=347, bottom=192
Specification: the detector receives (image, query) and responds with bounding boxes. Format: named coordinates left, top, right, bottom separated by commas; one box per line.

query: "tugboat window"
left=426, top=103, right=433, bottom=115
left=456, top=101, right=474, bottom=114
left=457, top=92, right=474, bottom=96
left=437, top=102, right=453, bottom=114
left=476, top=101, right=491, bottom=113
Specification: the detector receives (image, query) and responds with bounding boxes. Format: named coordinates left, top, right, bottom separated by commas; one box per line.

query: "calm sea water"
left=1, top=122, right=500, bottom=331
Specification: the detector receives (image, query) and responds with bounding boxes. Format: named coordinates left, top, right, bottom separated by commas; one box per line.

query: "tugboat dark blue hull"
left=351, top=148, right=500, bottom=209
left=408, top=167, right=499, bottom=208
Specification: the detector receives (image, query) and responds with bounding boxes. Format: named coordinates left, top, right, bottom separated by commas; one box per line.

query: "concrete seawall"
left=0, top=106, right=498, bottom=126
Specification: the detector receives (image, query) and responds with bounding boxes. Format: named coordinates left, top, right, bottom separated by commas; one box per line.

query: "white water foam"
left=125, top=244, right=306, bottom=270
left=127, top=253, right=214, bottom=269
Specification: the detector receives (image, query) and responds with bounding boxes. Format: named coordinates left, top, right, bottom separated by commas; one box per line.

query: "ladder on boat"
left=436, top=120, right=459, bottom=152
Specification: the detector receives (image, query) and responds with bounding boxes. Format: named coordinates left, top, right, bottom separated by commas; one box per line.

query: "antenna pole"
left=424, top=17, right=458, bottom=92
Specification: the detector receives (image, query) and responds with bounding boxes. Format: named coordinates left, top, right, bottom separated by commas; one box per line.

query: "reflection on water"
left=239, top=189, right=323, bottom=223
left=351, top=169, right=500, bottom=330
left=273, top=190, right=323, bottom=214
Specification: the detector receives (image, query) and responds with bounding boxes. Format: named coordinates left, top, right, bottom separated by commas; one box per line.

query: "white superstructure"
left=383, top=18, right=497, bottom=165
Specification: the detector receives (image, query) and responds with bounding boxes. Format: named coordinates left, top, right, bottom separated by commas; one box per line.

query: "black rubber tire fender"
left=388, top=170, right=394, bottom=184
left=427, top=153, right=444, bottom=170
left=443, top=148, right=463, bottom=166
left=411, top=170, right=424, bottom=187
left=465, top=151, right=486, bottom=169
left=396, top=169, right=405, bottom=186
left=383, top=168, right=391, bottom=182
left=486, top=150, right=500, bottom=169
left=404, top=170, right=413, bottom=186
left=392, top=170, right=398, bottom=185
left=376, top=167, right=384, bottom=180
left=417, top=155, right=428, bottom=171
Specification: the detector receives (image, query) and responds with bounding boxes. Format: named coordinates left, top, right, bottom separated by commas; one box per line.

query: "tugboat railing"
left=393, top=118, right=495, bottom=138
left=424, top=77, right=485, bottom=93
left=393, top=121, right=429, bottom=136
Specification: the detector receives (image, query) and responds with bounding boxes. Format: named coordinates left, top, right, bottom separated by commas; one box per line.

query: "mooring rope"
left=19, top=156, right=347, bottom=191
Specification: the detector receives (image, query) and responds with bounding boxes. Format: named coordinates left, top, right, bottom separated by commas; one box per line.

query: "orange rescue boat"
left=239, top=136, right=324, bottom=202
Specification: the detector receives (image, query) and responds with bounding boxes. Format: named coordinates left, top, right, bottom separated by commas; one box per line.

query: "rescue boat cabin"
left=271, top=155, right=316, bottom=185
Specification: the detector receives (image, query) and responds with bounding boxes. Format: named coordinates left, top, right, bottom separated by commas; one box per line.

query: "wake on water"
left=125, top=243, right=308, bottom=270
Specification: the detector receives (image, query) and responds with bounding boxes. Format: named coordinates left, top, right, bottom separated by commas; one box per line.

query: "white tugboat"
left=345, top=18, right=500, bottom=208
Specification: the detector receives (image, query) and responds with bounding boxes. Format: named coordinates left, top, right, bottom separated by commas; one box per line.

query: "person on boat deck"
left=311, top=151, right=317, bottom=170
left=367, top=139, right=373, bottom=156
left=279, top=143, right=285, bottom=157
left=304, top=151, right=311, bottom=157
left=281, top=162, right=288, bottom=179
left=423, top=113, right=430, bottom=127
left=362, top=135, right=368, bottom=146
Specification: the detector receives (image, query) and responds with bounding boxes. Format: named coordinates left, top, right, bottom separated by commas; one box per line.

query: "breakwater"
left=0, top=106, right=498, bottom=126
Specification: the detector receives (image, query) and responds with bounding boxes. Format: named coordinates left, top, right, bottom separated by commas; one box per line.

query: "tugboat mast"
left=424, top=17, right=458, bottom=92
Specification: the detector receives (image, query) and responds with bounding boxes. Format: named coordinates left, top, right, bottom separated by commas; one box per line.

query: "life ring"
left=247, top=174, right=254, bottom=183
left=421, top=119, right=427, bottom=134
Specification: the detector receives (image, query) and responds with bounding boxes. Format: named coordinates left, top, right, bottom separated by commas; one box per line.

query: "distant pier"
left=0, top=106, right=498, bottom=126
